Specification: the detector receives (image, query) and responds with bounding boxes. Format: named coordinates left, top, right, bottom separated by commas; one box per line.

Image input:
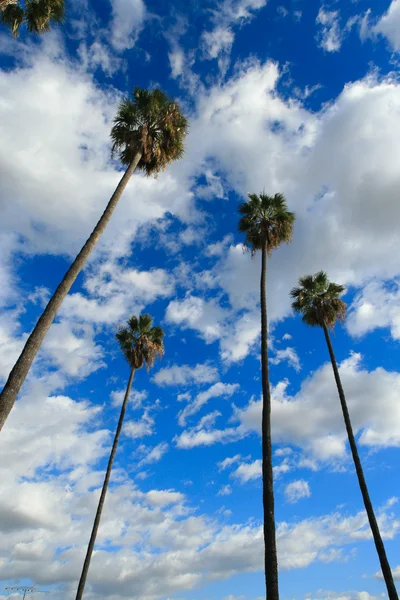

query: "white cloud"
left=137, top=442, right=169, bottom=467
left=373, top=0, right=400, bottom=51
left=218, top=484, right=232, bottom=496
left=237, top=352, right=400, bottom=457
left=175, top=413, right=240, bottom=449
left=375, top=564, right=400, bottom=581
left=284, top=480, right=311, bottom=504
left=197, top=170, right=227, bottom=202
left=145, top=489, right=184, bottom=507
left=316, top=8, right=343, bottom=52
left=109, top=0, right=146, bottom=51
left=166, top=295, right=225, bottom=343
left=200, top=0, right=268, bottom=70
left=347, top=279, right=400, bottom=340
left=177, top=351, right=400, bottom=456
left=111, top=388, right=148, bottom=409
left=178, top=382, right=239, bottom=426
left=231, top=459, right=261, bottom=483
left=78, top=40, right=122, bottom=76
left=205, top=235, right=233, bottom=257
left=124, top=409, right=155, bottom=439
left=270, top=347, right=301, bottom=372
left=42, top=320, right=105, bottom=378
left=0, top=378, right=399, bottom=600
left=202, top=26, right=235, bottom=61
left=169, top=46, right=185, bottom=79
left=61, top=264, right=175, bottom=325
left=0, top=35, right=194, bottom=266
left=218, top=454, right=242, bottom=470
left=307, top=591, right=379, bottom=600
left=153, top=363, right=219, bottom=387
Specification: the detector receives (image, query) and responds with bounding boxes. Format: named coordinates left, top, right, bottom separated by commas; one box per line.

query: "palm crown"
left=1, top=0, right=64, bottom=36
left=110, top=87, right=188, bottom=176
left=290, top=271, right=346, bottom=329
left=238, top=192, right=295, bottom=256
left=116, top=314, right=164, bottom=370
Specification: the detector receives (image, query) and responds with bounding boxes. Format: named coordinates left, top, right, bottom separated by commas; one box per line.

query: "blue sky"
left=1, top=0, right=400, bottom=599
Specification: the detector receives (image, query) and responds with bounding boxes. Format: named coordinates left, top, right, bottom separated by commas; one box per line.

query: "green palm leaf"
left=290, top=271, right=346, bottom=329
left=116, top=313, right=164, bottom=370
left=110, top=87, right=188, bottom=176
left=238, top=192, right=295, bottom=256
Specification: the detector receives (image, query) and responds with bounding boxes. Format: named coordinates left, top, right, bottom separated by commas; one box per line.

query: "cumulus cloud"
left=109, top=0, right=146, bottom=51
left=373, top=0, right=400, bottom=51
left=316, top=7, right=343, bottom=52
left=0, top=35, right=193, bottom=265
left=178, top=382, right=239, bottom=426
left=124, top=409, right=155, bottom=439
left=42, top=320, right=105, bottom=378
left=218, top=484, right=232, bottom=496
left=231, top=459, right=261, bottom=482
left=0, top=365, right=399, bottom=600
left=270, top=347, right=301, bottom=372
left=201, top=0, right=267, bottom=69
left=137, top=442, right=169, bottom=467
left=178, top=352, right=400, bottom=457
left=284, top=479, right=311, bottom=503
left=347, top=279, right=400, bottom=340
left=61, top=264, right=175, bottom=325
left=237, top=353, right=400, bottom=456
left=153, top=363, right=219, bottom=386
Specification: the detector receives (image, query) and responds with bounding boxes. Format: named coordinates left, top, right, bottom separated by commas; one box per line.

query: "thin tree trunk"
left=323, top=324, right=398, bottom=600
left=260, top=243, right=279, bottom=600
left=75, top=366, right=135, bottom=600
left=0, top=152, right=142, bottom=432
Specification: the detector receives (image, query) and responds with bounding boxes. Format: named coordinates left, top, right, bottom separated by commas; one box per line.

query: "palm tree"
left=291, top=271, right=399, bottom=600
left=1, top=0, right=64, bottom=36
left=238, top=193, right=295, bottom=600
left=0, top=87, right=187, bottom=432
left=75, top=314, right=164, bottom=600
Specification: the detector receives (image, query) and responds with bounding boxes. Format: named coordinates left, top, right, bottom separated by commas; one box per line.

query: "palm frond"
left=24, top=0, right=64, bottom=33
left=116, top=314, right=164, bottom=371
left=1, top=2, right=24, bottom=36
left=291, top=271, right=347, bottom=329
left=238, top=192, right=295, bottom=256
left=110, top=87, right=188, bottom=175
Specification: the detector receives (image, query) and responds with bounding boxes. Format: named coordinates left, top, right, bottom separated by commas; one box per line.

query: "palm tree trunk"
left=323, top=324, right=398, bottom=600
left=0, top=152, right=142, bottom=432
left=75, top=366, right=135, bottom=600
left=260, top=243, right=279, bottom=600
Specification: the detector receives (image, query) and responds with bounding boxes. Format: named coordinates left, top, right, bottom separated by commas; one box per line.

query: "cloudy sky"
left=1, top=0, right=400, bottom=599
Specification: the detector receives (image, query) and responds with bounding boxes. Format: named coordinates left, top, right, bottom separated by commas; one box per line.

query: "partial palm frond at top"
left=0, top=0, right=64, bottom=36
left=290, top=270, right=346, bottom=329
left=116, top=313, right=164, bottom=371
left=238, top=192, right=295, bottom=255
left=110, top=87, right=188, bottom=176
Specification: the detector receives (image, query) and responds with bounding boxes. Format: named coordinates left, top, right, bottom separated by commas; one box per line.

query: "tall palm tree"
left=238, top=192, right=295, bottom=600
left=75, top=314, right=164, bottom=600
left=0, top=87, right=187, bottom=432
left=1, top=0, right=64, bottom=36
left=291, top=271, right=399, bottom=600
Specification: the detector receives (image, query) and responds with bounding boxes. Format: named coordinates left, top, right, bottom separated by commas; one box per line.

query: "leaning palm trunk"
left=75, top=366, right=135, bottom=600
left=0, top=152, right=141, bottom=432
left=260, top=243, right=279, bottom=600
left=323, top=324, right=399, bottom=600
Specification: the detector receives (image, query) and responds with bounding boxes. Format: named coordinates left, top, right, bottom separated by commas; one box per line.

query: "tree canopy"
left=0, top=0, right=64, bottom=36
left=116, top=314, right=164, bottom=371
left=110, top=87, right=188, bottom=176
left=238, top=192, right=295, bottom=256
left=290, top=271, right=347, bottom=329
